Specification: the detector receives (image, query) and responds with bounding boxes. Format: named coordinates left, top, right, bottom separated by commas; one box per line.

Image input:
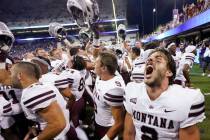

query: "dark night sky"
left=127, top=0, right=196, bottom=34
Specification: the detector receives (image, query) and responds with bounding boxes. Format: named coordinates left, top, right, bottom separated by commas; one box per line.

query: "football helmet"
left=117, top=24, right=126, bottom=40
left=48, top=22, right=67, bottom=39
left=0, top=22, right=15, bottom=52
left=79, top=27, right=92, bottom=44
left=67, top=0, right=99, bottom=27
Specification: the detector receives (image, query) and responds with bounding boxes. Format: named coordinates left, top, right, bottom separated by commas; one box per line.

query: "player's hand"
left=24, top=126, right=38, bottom=140
left=101, top=134, right=110, bottom=140
left=185, top=82, right=191, bottom=87
left=124, top=56, right=130, bottom=64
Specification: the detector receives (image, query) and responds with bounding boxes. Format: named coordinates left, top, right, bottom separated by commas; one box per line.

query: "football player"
left=130, top=49, right=154, bottom=83
left=93, top=52, right=125, bottom=140
left=174, top=45, right=196, bottom=87
left=0, top=21, right=19, bottom=140
left=11, top=62, right=70, bottom=140
left=123, top=48, right=205, bottom=140
left=167, top=42, right=181, bottom=69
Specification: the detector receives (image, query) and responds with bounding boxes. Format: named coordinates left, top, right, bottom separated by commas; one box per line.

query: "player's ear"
left=166, top=70, right=173, bottom=77
left=17, top=72, right=22, bottom=80
left=102, top=65, right=107, bottom=72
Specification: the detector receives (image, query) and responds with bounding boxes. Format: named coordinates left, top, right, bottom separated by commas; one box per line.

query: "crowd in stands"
left=9, top=39, right=57, bottom=59
left=143, top=0, right=210, bottom=39
left=2, top=0, right=126, bottom=28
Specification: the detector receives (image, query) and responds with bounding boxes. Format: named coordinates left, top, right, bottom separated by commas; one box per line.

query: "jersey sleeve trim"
left=54, top=78, right=74, bottom=86
left=188, top=108, right=205, bottom=117
left=3, top=103, right=12, bottom=114
left=190, top=102, right=204, bottom=110
left=188, top=101, right=205, bottom=117
left=25, top=94, right=56, bottom=109
left=104, top=93, right=124, bottom=103
left=55, top=78, right=73, bottom=83
left=55, top=81, right=70, bottom=87
left=23, top=90, right=54, bottom=105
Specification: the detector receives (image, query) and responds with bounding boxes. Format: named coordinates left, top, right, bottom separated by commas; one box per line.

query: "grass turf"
left=190, top=64, right=210, bottom=140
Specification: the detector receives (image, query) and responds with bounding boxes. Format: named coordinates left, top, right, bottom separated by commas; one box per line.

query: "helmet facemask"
left=70, top=6, right=86, bottom=27
left=0, top=35, right=13, bottom=52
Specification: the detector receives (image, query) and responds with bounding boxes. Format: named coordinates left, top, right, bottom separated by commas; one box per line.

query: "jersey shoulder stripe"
left=23, top=90, right=54, bottom=105
left=25, top=94, right=56, bottom=109
left=3, top=103, right=12, bottom=113
left=104, top=93, right=124, bottom=99
left=104, top=96, right=123, bottom=103
left=190, top=102, right=205, bottom=110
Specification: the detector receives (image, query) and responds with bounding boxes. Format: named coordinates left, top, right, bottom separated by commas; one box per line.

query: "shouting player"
left=123, top=48, right=205, bottom=140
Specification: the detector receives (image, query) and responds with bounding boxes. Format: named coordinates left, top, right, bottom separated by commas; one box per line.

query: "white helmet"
left=67, top=0, right=99, bottom=27
left=79, top=27, right=92, bottom=43
left=0, top=22, right=15, bottom=52
left=85, top=0, right=99, bottom=24
left=117, top=24, right=126, bottom=40
left=48, top=22, right=67, bottom=39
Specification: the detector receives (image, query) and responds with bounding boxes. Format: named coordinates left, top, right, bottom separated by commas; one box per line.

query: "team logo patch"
left=164, top=109, right=176, bottom=113
left=130, top=98, right=137, bottom=104
left=115, top=81, right=121, bottom=87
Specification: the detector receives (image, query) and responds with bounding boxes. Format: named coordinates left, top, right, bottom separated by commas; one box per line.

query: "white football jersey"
left=51, top=59, right=65, bottom=68
left=0, top=94, right=15, bottom=131
left=175, top=53, right=195, bottom=82
left=39, top=72, right=60, bottom=86
left=172, top=55, right=181, bottom=70
left=55, top=69, right=85, bottom=100
left=131, top=64, right=145, bottom=83
left=20, top=83, right=70, bottom=140
left=80, top=69, right=93, bottom=86
left=0, top=85, right=22, bottom=114
left=93, top=75, right=125, bottom=127
left=124, top=82, right=205, bottom=140
left=132, top=56, right=145, bottom=69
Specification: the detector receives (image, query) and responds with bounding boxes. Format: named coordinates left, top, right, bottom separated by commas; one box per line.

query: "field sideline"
left=191, top=64, right=210, bottom=140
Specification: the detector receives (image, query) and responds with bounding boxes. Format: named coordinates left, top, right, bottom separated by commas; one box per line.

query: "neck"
left=100, top=73, right=114, bottom=81
left=22, top=78, right=39, bottom=89
left=146, top=79, right=169, bottom=101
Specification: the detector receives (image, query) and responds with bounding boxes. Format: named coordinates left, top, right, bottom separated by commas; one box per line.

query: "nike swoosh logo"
left=164, top=109, right=176, bottom=113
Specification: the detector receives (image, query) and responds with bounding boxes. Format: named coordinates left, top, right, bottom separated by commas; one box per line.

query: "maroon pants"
left=94, top=122, right=111, bottom=139
left=70, top=97, right=86, bottom=128
left=66, top=126, right=79, bottom=140
left=174, top=80, right=183, bottom=86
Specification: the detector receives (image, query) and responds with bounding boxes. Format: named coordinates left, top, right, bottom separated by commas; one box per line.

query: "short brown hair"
left=15, top=62, right=42, bottom=80
left=98, top=52, right=118, bottom=75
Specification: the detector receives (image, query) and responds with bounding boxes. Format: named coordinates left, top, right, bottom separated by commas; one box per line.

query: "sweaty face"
left=10, top=66, right=23, bottom=89
left=144, top=52, right=169, bottom=87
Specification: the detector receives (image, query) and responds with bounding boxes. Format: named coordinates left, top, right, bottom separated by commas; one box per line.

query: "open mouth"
left=145, top=65, right=154, bottom=78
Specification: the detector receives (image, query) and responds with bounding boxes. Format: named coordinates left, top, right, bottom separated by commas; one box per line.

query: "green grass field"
left=191, top=64, right=210, bottom=140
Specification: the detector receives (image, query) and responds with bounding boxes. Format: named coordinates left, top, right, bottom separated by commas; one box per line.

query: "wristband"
left=101, top=134, right=110, bottom=140
left=32, top=137, right=38, bottom=140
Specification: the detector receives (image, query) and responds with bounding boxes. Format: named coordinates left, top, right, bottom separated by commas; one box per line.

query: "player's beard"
left=12, top=77, right=23, bottom=89
left=145, top=69, right=165, bottom=88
